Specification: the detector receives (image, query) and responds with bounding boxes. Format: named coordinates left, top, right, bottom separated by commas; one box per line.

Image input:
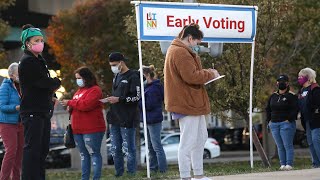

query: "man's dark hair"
left=74, top=66, right=97, bottom=88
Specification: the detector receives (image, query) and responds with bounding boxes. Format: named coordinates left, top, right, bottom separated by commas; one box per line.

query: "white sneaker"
left=285, top=165, right=293, bottom=170
left=191, top=177, right=212, bottom=180
left=279, top=165, right=286, bottom=170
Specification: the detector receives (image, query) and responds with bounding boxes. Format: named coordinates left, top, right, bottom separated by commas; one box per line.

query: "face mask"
left=76, top=79, right=85, bottom=87
left=143, top=80, right=148, bottom=86
left=278, top=82, right=287, bottom=90
left=190, top=45, right=200, bottom=54
left=298, top=76, right=308, bottom=86
left=29, top=42, right=44, bottom=53
left=111, top=63, right=121, bottom=74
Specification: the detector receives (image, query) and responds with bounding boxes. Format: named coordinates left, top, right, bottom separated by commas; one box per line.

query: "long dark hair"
left=74, top=67, right=97, bottom=88
left=178, top=23, right=203, bottom=40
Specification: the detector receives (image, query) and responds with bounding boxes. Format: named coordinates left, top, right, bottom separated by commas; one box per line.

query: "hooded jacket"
left=266, top=90, right=298, bottom=123
left=299, top=83, right=320, bottom=130
left=164, top=39, right=214, bottom=115
left=139, top=79, right=164, bottom=124
left=107, top=69, right=140, bottom=128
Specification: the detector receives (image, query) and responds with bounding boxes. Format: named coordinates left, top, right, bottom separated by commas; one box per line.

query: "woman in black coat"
left=19, top=24, right=61, bottom=180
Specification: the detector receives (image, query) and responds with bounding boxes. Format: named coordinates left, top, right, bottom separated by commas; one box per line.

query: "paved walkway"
left=211, top=168, right=320, bottom=180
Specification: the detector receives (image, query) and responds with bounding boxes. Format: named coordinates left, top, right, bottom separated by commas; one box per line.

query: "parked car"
left=45, top=145, right=71, bottom=169
left=107, top=132, right=221, bottom=165
left=106, top=131, right=172, bottom=165
left=139, top=133, right=220, bottom=164
left=294, top=128, right=308, bottom=148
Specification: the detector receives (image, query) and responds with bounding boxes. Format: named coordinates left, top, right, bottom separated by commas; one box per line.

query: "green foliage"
left=0, top=0, right=15, bottom=11
left=0, top=0, right=15, bottom=68
left=47, top=0, right=138, bottom=97
left=267, top=0, right=320, bottom=90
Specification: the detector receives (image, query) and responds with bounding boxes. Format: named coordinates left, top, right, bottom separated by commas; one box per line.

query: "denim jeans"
left=269, top=121, right=296, bottom=166
left=306, top=120, right=320, bottom=167
left=311, top=128, right=320, bottom=167
left=110, top=125, right=136, bottom=176
left=147, top=122, right=167, bottom=172
left=74, top=132, right=105, bottom=180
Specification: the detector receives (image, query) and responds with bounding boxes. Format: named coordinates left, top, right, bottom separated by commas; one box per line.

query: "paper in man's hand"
left=205, top=75, right=225, bottom=85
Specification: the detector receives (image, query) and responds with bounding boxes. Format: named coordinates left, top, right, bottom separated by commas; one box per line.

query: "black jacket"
left=18, top=50, right=61, bottom=114
left=299, top=83, right=320, bottom=130
left=107, top=70, right=140, bottom=128
left=266, top=90, right=298, bottom=123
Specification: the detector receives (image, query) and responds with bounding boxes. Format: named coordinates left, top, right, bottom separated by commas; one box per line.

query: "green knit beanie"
left=20, top=28, right=43, bottom=50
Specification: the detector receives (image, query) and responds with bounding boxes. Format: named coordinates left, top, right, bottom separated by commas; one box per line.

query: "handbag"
left=64, top=114, right=76, bottom=148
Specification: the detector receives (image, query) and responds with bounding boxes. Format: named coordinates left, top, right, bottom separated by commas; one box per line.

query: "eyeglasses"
left=179, top=23, right=200, bottom=39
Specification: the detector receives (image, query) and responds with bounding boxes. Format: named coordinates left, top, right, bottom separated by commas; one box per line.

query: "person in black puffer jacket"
left=266, top=74, right=298, bottom=171
left=19, top=24, right=61, bottom=180
left=297, top=67, right=320, bottom=168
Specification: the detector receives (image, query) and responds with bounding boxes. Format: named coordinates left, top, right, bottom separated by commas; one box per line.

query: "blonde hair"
left=142, top=65, right=157, bottom=79
left=8, top=63, right=19, bottom=78
left=298, top=67, right=317, bottom=83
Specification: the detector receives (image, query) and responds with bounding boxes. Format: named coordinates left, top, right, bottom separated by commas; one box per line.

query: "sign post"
left=131, top=1, right=258, bottom=178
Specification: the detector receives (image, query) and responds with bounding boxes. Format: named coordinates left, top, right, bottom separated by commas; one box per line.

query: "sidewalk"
left=211, top=168, right=320, bottom=180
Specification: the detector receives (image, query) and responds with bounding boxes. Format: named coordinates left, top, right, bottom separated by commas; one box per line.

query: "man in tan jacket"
left=164, top=24, right=219, bottom=180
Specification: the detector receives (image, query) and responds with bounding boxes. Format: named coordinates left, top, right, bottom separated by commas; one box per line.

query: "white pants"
left=178, top=115, right=208, bottom=178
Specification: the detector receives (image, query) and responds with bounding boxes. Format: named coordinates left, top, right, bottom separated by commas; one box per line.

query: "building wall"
left=28, top=0, right=76, bottom=15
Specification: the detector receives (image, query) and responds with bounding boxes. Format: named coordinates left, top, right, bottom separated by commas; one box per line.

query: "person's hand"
left=16, top=105, right=20, bottom=111
left=208, top=68, right=220, bottom=78
left=60, top=99, right=69, bottom=106
left=106, top=96, right=119, bottom=104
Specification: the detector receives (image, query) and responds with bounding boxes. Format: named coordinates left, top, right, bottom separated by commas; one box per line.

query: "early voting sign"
left=131, top=1, right=258, bottom=179
left=137, top=2, right=257, bottom=42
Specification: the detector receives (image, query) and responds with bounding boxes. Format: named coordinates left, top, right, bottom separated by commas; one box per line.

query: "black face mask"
left=278, top=82, right=287, bottom=90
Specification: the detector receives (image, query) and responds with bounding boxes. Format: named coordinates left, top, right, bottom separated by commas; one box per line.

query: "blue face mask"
left=190, top=45, right=200, bottom=54
left=76, top=79, right=85, bottom=87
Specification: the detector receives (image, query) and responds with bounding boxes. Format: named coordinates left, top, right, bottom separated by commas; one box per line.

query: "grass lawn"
left=46, top=158, right=313, bottom=180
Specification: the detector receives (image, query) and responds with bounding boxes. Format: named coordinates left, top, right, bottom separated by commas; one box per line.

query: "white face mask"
left=111, top=63, right=121, bottom=74
left=76, top=79, right=85, bottom=87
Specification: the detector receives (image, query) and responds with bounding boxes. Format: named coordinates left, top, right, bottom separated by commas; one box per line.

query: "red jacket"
left=67, top=85, right=106, bottom=134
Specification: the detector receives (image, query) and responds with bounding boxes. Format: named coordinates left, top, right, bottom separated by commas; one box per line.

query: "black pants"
left=21, top=112, right=52, bottom=180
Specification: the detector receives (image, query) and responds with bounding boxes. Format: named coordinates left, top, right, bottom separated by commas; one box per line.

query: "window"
left=162, top=135, right=180, bottom=145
